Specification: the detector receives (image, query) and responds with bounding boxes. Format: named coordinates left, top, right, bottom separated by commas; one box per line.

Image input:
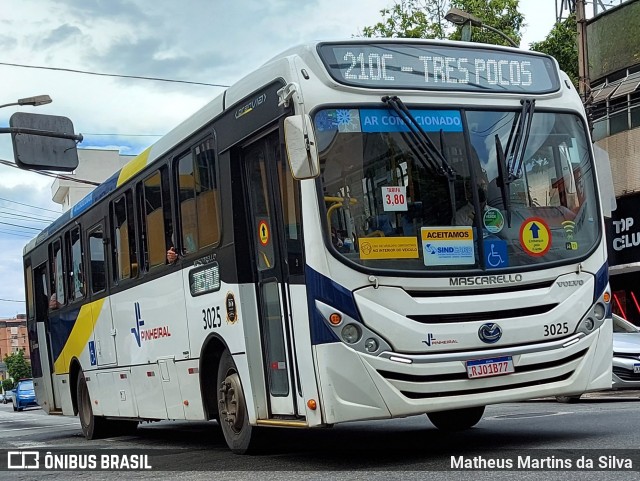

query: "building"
left=0, top=315, right=29, bottom=381
left=586, top=0, right=640, bottom=325
left=51, top=148, right=134, bottom=212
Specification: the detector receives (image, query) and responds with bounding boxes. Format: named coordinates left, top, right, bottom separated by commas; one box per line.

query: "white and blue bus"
left=23, top=39, right=612, bottom=453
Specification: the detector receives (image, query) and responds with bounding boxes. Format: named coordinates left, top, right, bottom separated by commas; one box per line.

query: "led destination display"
left=318, top=42, right=560, bottom=94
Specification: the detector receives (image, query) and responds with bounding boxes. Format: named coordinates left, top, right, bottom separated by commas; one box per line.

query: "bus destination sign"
left=317, top=42, right=560, bottom=94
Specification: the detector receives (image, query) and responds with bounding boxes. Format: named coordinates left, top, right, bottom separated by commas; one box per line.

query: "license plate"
left=634, top=364, right=640, bottom=374
left=466, top=356, right=515, bottom=379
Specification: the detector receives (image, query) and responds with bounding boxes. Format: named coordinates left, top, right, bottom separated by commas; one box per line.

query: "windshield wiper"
left=495, top=134, right=512, bottom=227
left=494, top=99, right=536, bottom=227
left=505, top=99, right=535, bottom=183
left=382, top=95, right=458, bottom=223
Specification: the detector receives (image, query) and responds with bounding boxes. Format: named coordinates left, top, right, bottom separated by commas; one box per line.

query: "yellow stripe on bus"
left=117, top=147, right=151, bottom=186
left=53, top=298, right=105, bottom=375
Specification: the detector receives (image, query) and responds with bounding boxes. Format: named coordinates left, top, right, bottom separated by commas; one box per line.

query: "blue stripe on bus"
left=48, top=307, right=81, bottom=368
left=305, top=266, right=359, bottom=345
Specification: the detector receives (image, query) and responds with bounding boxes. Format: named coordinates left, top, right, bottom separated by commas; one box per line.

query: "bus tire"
left=77, top=371, right=108, bottom=439
left=217, top=350, right=258, bottom=454
left=427, top=406, right=485, bottom=431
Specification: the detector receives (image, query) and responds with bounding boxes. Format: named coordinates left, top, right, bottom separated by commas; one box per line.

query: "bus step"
left=256, top=419, right=307, bottom=428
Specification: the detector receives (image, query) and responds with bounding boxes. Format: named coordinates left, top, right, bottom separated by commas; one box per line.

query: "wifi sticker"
left=562, top=220, right=576, bottom=240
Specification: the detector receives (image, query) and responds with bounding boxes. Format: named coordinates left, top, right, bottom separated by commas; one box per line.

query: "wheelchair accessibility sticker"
left=484, top=239, right=508, bottom=269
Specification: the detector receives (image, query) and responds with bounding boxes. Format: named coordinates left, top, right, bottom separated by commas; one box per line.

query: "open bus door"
left=241, top=129, right=303, bottom=418
left=28, top=263, right=60, bottom=413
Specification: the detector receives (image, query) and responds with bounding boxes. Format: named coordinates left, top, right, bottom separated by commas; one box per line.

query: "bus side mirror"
left=284, top=114, right=319, bottom=180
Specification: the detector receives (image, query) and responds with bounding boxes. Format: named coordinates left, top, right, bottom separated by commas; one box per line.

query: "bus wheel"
left=77, top=371, right=107, bottom=439
left=217, top=350, right=256, bottom=454
left=427, top=406, right=485, bottom=431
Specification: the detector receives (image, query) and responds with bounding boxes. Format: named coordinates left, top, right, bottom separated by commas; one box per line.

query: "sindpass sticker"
left=421, top=226, right=475, bottom=266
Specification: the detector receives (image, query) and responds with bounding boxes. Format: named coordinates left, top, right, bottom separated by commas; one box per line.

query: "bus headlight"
left=593, top=303, right=605, bottom=320
left=584, top=318, right=595, bottom=331
left=576, top=290, right=610, bottom=336
left=364, top=338, right=379, bottom=353
left=342, top=324, right=362, bottom=344
left=315, top=300, right=392, bottom=355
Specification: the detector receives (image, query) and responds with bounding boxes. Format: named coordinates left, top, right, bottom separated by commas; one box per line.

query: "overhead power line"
left=0, top=61, right=230, bottom=88
left=0, top=195, right=60, bottom=214
left=0, top=159, right=100, bottom=186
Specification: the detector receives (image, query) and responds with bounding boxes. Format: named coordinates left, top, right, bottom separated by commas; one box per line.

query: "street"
left=0, top=391, right=640, bottom=480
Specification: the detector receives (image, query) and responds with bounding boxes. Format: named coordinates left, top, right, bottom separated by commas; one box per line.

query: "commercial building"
left=586, top=0, right=640, bottom=325
left=0, top=315, right=29, bottom=381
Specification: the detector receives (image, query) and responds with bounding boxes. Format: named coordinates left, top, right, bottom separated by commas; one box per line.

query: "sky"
left=0, top=0, right=561, bottom=317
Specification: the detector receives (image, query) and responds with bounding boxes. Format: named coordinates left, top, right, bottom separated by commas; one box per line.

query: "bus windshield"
left=315, top=107, right=599, bottom=272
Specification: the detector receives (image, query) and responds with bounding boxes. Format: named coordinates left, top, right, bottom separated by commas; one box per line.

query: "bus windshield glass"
left=315, top=107, right=599, bottom=272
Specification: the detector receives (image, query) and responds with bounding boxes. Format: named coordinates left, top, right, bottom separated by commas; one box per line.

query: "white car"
left=612, top=314, right=640, bottom=389
left=557, top=314, right=640, bottom=402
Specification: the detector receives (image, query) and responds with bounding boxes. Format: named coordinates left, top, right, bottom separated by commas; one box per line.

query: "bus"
left=23, top=39, right=613, bottom=454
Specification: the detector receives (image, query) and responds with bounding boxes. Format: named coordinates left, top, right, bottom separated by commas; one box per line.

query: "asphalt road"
left=0, top=391, right=640, bottom=480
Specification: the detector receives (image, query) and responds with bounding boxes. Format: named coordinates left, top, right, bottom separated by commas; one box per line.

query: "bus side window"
left=49, top=239, right=65, bottom=309
left=176, top=137, right=220, bottom=255
left=66, top=226, right=85, bottom=301
left=88, top=225, right=106, bottom=294
left=142, top=168, right=170, bottom=268
left=111, top=190, right=138, bottom=281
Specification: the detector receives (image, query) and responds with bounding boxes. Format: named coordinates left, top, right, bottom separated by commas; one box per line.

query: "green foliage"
left=361, top=0, right=448, bottom=39
left=2, top=378, right=14, bottom=392
left=360, top=0, right=524, bottom=47
left=4, top=350, right=32, bottom=382
left=449, top=0, right=523, bottom=47
left=530, top=15, right=578, bottom=88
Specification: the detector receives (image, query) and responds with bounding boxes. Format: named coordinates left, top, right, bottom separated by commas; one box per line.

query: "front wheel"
left=77, top=371, right=108, bottom=439
left=427, top=406, right=485, bottom=431
left=217, top=350, right=260, bottom=454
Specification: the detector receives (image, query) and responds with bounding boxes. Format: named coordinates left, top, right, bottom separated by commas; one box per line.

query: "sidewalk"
left=532, top=389, right=640, bottom=402
left=582, top=389, right=640, bottom=399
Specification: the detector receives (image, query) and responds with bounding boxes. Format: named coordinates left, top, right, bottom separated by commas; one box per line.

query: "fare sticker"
left=519, top=217, right=551, bottom=257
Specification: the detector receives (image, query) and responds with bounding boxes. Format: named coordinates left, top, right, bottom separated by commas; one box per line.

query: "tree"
left=361, top=0, right=448, bottom=39
left=360, top=0, right=524, bottom=47
left=2, top=378, right=14, bottom=392
left=4, top=350, right=32, bottom=384
left=448, top=0, right=524, bottom=47
left=530, top=14, right=579, bottom=88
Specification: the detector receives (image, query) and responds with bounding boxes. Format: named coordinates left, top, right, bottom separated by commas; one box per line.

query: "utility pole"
left=576, top=0, right=590, bottom=101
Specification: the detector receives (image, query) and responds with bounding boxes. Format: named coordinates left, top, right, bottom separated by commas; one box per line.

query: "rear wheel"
left=77, top=371, right=108, bottom=439
left=217, top=350, right=260, bottom=454
left=427, top=406, right=485, bottom=431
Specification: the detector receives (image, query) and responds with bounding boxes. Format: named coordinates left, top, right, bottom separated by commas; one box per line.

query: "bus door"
left=242, top=130, right=301, bottom=417
left=32, top=263, right=59, bottom=412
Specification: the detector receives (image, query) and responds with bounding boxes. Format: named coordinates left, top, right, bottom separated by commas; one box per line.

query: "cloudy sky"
left=0, top=0, right=561, bottom=317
